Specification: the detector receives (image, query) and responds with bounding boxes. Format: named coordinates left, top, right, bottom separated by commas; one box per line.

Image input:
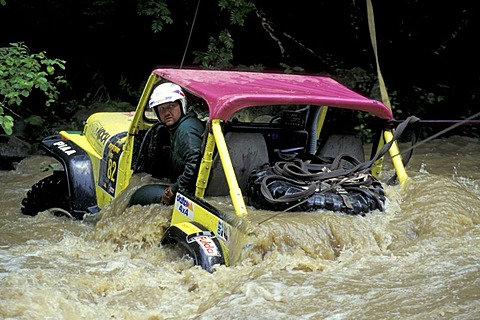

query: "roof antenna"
left=180, top=0, right=201, bottom=69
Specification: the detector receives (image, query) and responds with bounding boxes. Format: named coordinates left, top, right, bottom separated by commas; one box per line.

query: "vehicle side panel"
left=40, top=135, right=98, bottom=215
left=170, top=192, right=233, bottom=265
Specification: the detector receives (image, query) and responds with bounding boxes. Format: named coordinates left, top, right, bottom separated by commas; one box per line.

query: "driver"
left=148, top=82, right=204, bottom=205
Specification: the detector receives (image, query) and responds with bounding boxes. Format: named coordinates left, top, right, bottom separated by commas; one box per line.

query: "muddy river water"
left=1, top=135, right=479, bottom=319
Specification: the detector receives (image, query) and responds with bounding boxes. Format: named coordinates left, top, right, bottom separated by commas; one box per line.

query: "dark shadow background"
left=1, top=0, right=479, bottom=124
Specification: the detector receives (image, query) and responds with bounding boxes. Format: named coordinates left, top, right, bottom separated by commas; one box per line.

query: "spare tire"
left=246, top=166, right=385, bottom=215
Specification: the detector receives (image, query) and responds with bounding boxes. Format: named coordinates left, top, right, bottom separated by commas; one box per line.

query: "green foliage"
left=0, top=107, right=13, bottom=135
left=136, top=0, right=258, bottom=70
left=279, top=63, right=305, bottom=74
left=354, top=112, right=373, bottom=142
left=412, top=85, right=446, bottom=105
left=192, top=0, right=255, bottom=69
left=218, top=0, right=255, bottom=26
left=23, top=114, right=45, bottom=127
left=193, top=30, right=235, bottom=69
left=0, top=42, right=66, bottom=135
left=137, top=0, right=173, bottom=33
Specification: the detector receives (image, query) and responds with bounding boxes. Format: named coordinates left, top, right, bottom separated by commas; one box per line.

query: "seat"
left=316, top=134, right=365, bottom=168
left=133, top=123, right=173, bottom=179
left=205, top=132, right=270, bottom=196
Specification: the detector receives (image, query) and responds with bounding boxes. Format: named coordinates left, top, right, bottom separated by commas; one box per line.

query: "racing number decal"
left=106, top=158, right=117, bottom=182
left=98, top=131, right=127, bottom=197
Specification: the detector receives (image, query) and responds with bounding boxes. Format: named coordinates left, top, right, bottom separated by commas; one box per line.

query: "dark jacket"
left=168, top=111, right=204, bottom=193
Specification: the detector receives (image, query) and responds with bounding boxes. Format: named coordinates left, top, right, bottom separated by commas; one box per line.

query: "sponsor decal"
left=95, top=126, right=111, bottom=144
left=193, top=235, right=220, bottom=257
left=175, top=194, right=194, bottom=219
left=217, top=220, right=231, bottom=243
left=98, top=132, right=127, bottom=197
left=52, top=141, right=76, bottom=156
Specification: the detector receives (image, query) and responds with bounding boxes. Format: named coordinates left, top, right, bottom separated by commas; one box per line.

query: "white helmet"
left=148, top=82, right=187, bottom=115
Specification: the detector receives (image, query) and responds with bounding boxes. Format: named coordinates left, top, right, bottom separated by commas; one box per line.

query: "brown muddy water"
left=1, top=136, right=479, bottom=319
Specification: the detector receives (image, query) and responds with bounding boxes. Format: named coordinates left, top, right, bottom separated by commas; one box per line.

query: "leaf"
left=0, top=115, right=14, bottom=135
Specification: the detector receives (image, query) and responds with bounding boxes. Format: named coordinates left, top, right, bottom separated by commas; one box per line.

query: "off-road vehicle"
left=21, top=68, right=415, bottom=271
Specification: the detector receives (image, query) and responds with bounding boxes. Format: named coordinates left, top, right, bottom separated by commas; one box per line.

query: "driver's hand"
left=161, top=186, right=175, bottom=205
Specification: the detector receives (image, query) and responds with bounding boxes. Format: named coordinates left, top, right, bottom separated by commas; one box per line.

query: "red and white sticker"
left=193, top=235, right=220, bottom=257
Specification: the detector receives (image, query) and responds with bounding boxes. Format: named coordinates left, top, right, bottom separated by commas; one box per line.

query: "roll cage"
left=137, top=69, right=407, bottom=218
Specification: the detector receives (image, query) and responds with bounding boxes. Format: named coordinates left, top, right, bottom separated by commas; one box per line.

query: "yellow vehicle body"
left=60, top=112, right=135, bottom=208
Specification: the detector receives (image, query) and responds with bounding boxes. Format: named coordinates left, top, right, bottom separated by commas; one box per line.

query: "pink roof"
left=153, top=69, right=393, bottom=120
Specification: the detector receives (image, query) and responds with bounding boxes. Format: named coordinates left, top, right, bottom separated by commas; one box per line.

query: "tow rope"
left=247, top=116, right=419, bottom=216
left=367, top=0, right=392, bottom=110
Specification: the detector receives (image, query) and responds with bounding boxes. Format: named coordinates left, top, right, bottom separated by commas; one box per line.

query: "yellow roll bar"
left=211, top=120, right=248, bottom=217
left=384, top=130, right=408, bottom=185
left=195, top=131, right=215, bottom=198
left=194, top=119, right=248, bottom=217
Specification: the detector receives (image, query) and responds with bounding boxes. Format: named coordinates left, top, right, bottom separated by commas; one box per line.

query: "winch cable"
left=366, top=0, right=480, bottom=159
left=180, top=0, right=201, bottom=69
left=390, top=110, right=480, bottom=159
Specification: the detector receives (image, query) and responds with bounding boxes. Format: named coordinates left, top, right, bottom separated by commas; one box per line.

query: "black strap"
left=259, top=116, right=420, bottom=205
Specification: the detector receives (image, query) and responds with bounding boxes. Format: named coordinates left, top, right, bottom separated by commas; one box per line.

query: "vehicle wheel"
left=21, top=170, right=71, bottom=218
left=161, top=223, right=225, bottom=273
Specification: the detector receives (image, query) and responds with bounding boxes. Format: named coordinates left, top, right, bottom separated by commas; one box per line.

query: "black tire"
left=161, top=224, right=225, bottom=273
left=21, top=170, right=71, bottom=218
left=127, top=184, right=167, bottom=207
